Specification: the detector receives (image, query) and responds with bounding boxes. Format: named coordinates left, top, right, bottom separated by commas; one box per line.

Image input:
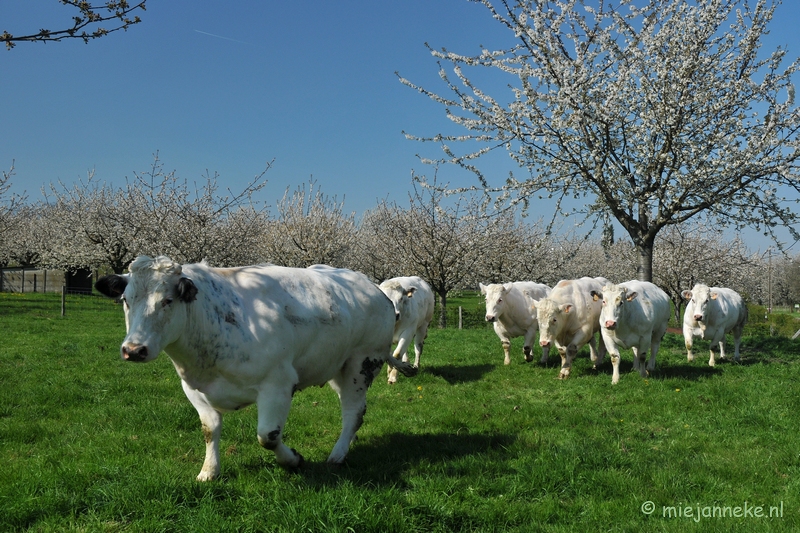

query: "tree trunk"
left=635, top=238, right=655, bottom=282
left=437, top=291, right=448, bottom=329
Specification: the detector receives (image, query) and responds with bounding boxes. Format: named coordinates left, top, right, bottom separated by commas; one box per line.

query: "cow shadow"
left=424, top=364, right=495, bottom=384
left=653, top=363, right=722, bottom=380
left=297, top=431, right=517, bottom=489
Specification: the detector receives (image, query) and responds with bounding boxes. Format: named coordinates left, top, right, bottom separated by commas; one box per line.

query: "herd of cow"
left=479, top=276, right=748, bottom=385
left=95, top=255, right=748, bottom=481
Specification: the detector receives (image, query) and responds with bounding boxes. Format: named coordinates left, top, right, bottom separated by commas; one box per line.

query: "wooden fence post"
left=459, top=306, right=463, bottom=330
left=61, top=285, right=66, bottom=317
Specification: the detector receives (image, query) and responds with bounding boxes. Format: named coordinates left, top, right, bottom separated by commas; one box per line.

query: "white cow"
left=682, top=284, right=748, bottom=367
left=480, top=282, right=552, bottom=365
left=592, top=281, right=671, bottom=385
left=95, top=255, right=417, bottom=481
left=531, top=277, right=606, bottom=379
left=379, top=276, right=435, bottom=383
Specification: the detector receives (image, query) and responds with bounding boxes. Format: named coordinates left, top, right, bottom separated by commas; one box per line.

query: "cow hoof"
left=288, top=449, right=305, bottom=470
left=196, top=470, right=217, bottom=482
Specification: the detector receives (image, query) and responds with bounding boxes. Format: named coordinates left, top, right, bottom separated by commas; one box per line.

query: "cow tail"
left=386, top=356, right=419, bottom=378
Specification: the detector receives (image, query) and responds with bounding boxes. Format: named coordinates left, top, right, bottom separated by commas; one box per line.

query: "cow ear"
left=177, top=277, right=198, bottom=303
left=95, top=275, right=127, bottom=299
left=710, top=292, right=718, bottom=300
left=479, top=283, right=488, bottom=294
left=562, top=304, right=573, bottom=314
left=406, top=287, right=417, bottom=298
left=681, top=290, right=693, bottom=300
left=590, top=290, right=601, bottom=301
left=626, top=291, right=638, bottom=302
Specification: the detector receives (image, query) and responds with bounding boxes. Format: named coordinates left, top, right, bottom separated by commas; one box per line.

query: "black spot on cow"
left=259, top=426, right=282, bottom=450
left=359, top=358, right=383, bottom=388
left=224, top=311, right=237, bottom=326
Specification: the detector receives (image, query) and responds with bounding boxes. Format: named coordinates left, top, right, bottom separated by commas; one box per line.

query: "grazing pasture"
left=1, top=292, right=799, bottom=532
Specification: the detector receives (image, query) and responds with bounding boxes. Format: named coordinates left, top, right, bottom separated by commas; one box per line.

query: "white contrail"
left=193, top=30, right=247, bottom=44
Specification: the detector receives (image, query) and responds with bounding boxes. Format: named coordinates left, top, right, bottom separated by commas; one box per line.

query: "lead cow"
left=379, top=276, right=435, bottom=383
left=531, top=277, right=607, bottom=379
left=682, top=283, right=748, bottom=367
left=95, top=255, right=417, bottom=481
left=592, top=281, right=671, bottom=385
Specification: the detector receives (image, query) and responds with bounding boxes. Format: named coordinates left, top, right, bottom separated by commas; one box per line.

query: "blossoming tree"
left=400, top=0, right=800, bottom=281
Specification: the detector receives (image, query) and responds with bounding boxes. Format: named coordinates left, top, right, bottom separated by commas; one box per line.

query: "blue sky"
left=2, top=0, right=799, bottom=252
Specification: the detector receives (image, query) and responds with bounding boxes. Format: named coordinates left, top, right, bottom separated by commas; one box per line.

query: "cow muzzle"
left=693, top=314, right=704, bottom=322
left=121, top=343, right=150, bottom=362
left=604, top=321, right=617, bottom=330
left=485, top=315, right=496, bottom=322
left=539, top=340, right=550, bottom=348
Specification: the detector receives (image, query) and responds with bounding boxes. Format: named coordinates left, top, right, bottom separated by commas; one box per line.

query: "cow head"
left=594, top=285, right=637, bottom=330
left=96, top=255, right=197, bottom=362
left=480, top=282, right=513, bottom=323
left=532, top=297, right=572, bottom=347
left=682, top=284, right=714, bottom=322
left=380, top=280, right=416, bottom=322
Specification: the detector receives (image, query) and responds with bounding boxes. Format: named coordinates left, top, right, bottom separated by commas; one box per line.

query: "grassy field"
left=1, top=292, right=799, bottom=532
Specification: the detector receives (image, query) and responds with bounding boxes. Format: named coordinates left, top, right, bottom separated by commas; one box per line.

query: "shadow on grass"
left=654, top=363, right=723, bottom=380
left=295, top=431, right=517, bottom=489
left=425, top=364, right=495, bottom=384
left=588, top=357, right=723, bottom=382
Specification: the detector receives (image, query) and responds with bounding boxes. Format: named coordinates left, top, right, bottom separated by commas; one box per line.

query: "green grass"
left=2, top=292, right=799, bottom=532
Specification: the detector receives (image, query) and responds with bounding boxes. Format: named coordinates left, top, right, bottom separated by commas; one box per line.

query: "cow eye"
left=162, top=298, right=174, bottom=307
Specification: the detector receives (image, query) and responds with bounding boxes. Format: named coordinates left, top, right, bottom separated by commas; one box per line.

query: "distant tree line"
left=0, top=156, right=797, bottom=326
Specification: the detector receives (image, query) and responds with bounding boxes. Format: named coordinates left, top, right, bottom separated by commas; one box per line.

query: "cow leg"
left=708, top=330, right=725, bottom=367
left=387, top=334, right=412, bottom=384
left=683, top=326, right=694, bottom=362
left=717, top=341, right=727, bottom=361
left=328, top=356, right=379, bottom=464
left=502, top=340, right=512, bottom=365
left=256, top=377, right=303, bottom=469
left=412, top=336, right=423, bottom=367
left=523, top=327, right=537, bottom=363
left=559, top=344, right=577, bottom=379
left=631, top=346, right=644, bottom=378
left=413, top=324, right=429, bottom=367
left=631, top=346, right=648, bottom=378
left=648, top=336, right=662, bottom=375
left=588, top=334, right=605, bottom=369
left=181, top=380, right=222, bottom=482
left=609, top=348, right=621, bottom=385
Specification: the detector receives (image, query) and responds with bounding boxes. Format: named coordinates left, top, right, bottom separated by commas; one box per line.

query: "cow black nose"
left=122, top=344, right=149, bottom=362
